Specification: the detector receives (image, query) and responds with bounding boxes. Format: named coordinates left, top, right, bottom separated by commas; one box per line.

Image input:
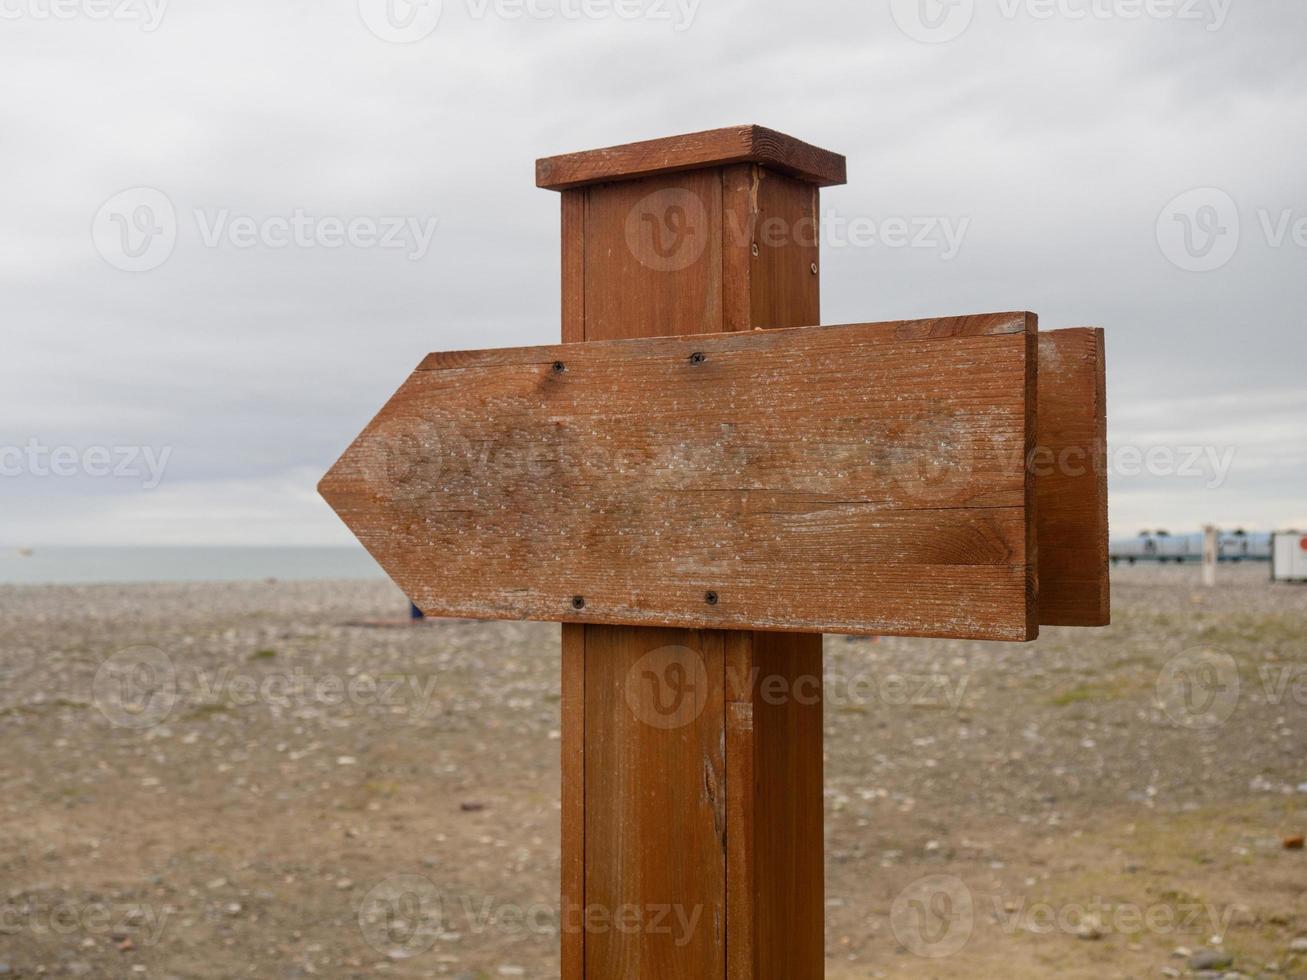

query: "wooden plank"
left=1024, top=318, right=1040, bottom=638
left=583, top=626, right=726, bottom=976
left=582, top=171, right=723, bottom=339
left=1036, top=328, right=1109, bottom=626
left=749, top=170, right=820, bottom=330
left=720, top=164, right=755, bottom=334
left=749, top=630, right=823, bottom=977
left=536, top=125, right=847, bottom=191
left=724, top=635, right=756, bottom=979
left=419, top=310, right=1028, bottom=371
left=319, top=312, right=1038, bottom=641
left=575, top=166, right=732, bottom=978
left=721, top=167, right=825, bottom=980
left=561, top=189, right=586, bottom=345
left=560, top=623, right=586, bottom=976
left=559, top=187, right=587, bottom=979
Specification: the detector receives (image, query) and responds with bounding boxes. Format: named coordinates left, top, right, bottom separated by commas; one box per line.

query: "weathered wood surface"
left=1036, top=328, right=1109, bottom=626
left=319, top=311, right=1039, bottom=642
left=580, top=625, right=727, bottom=976
left=558, top=187, right=587, bottom=980
left=727, top=629, right=824, bottom=977
left=583, top=169, right=725, bottom=336
left=319, top=124, right=1112, bottom=980
left=570, top=160, right=833, bottom=979
left=718, top=163, right=825, bottom=980
left=564, top=163, right=751, bottom=977
left=536, top=125, right=848, bottom=190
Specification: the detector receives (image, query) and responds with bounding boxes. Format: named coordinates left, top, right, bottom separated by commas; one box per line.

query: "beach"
left=1, top=564, right=1305, bottom=978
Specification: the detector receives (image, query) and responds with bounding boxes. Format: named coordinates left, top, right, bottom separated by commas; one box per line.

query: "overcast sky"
left=3, top=0, right=1305, bottom=546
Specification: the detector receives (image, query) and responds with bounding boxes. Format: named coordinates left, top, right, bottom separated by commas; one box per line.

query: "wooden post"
left=1203, top=524, right=1218, bottom=587
left=319, top=123, right=1110, bottom=980
left=539, top=127, right=846, bottom=978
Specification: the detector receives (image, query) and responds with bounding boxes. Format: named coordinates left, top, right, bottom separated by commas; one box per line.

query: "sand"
left=1, top=564, right=1305, bottom=978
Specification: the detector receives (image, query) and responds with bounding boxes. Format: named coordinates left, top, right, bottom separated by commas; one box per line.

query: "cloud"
left=2, top=468, right=351, bottom=547
left=1, top=0, right=1304, bottom=545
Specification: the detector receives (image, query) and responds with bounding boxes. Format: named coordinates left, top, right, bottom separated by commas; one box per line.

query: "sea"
left=0, top=547, right=388, bottom=585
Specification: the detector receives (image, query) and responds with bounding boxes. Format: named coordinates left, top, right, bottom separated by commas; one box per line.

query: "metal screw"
left=689, top=351, right=706, bottom=365
left=552, top=361, right=566, bottom=375
left=704, top=590, right=719, bottom=606
left=810, top=262, right=819, bottom=275
left=571, top=596, right=586, bottom=610
left=751, top=243, right=760, bottom=257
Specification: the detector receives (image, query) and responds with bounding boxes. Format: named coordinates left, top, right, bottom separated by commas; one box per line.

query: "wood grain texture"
left=559, top=187, right=587, bottom=978
left=561, top=190, right=586, bottom=345
left=720, top=167, right=825, bottom=980
left=1024, top=319, right=1041, bottom=638
left=724, top=635, right=755, bottom=978
left=560, top=623, right=585, bottom=977
left=583, top=171, right=723, bottom=338
left=749, top=630, right=824, bottom=977
left=721, top=162, right=822, bottom=334
left=537, top=125, right=847, bottom=190
left=1036, top=328, right=1109, bottom=626
left=721, top=164, right=756, bottom=335
left=583, top=625, right=726, bottom=977
left=750, top=171, right=820, bottom=330
left=723, top=626, right=826, bottom=980
left=570, top=167, right=735, bottom=977
left=317, top=125, right=1112, bottom=980
left=318, top=314, right=1038, bottom=642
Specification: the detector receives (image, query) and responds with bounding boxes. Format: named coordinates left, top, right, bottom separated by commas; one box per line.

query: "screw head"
left=571, top=596, right=586, bottom=610
left=689, top=351, right=706, bottom=365
left=552, top=361, right=566, bottom=375
left=704, top=590, right=719, bottom=606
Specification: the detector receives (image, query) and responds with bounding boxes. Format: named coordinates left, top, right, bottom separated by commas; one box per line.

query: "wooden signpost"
left=320, top=125, right=1109, bottom=978
left=1203, top=524, right=1219, bottom=587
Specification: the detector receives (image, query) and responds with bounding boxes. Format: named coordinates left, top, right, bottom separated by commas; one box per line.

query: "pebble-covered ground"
left=1, top=563, right=1305, bottom=978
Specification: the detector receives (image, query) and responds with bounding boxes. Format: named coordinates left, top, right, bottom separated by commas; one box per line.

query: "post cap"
left=536, top=124, right=847, bottom=191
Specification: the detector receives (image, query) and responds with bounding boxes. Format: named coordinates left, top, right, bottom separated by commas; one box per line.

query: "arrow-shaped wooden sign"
left=320, top=310, right=1109, bottom=642
left=319, top=126, right=1113, bottom=979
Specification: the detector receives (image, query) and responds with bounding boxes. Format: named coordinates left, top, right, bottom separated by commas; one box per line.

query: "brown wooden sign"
left=321, top=311, right=1042, bottom=641
left=320, top=125, right=1110, bottom=979
left=536, top=124, right=848, bottom=190
left=1036, top=327, right=1109, bottom=626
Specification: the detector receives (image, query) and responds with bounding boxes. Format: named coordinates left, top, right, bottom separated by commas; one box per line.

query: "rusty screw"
left=552, top=361, right=566, bottom=375
left=571, top=595, right=586, bottom=610
left=705, top=590, right=719, bottom=606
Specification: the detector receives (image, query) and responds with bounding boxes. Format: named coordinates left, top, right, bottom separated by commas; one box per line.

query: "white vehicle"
left=1110, top=529, right=1272, bottom=565
left=1110, top=530, right=1193, bottom=564
left=1271, top=532, right=1307, bottom=582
